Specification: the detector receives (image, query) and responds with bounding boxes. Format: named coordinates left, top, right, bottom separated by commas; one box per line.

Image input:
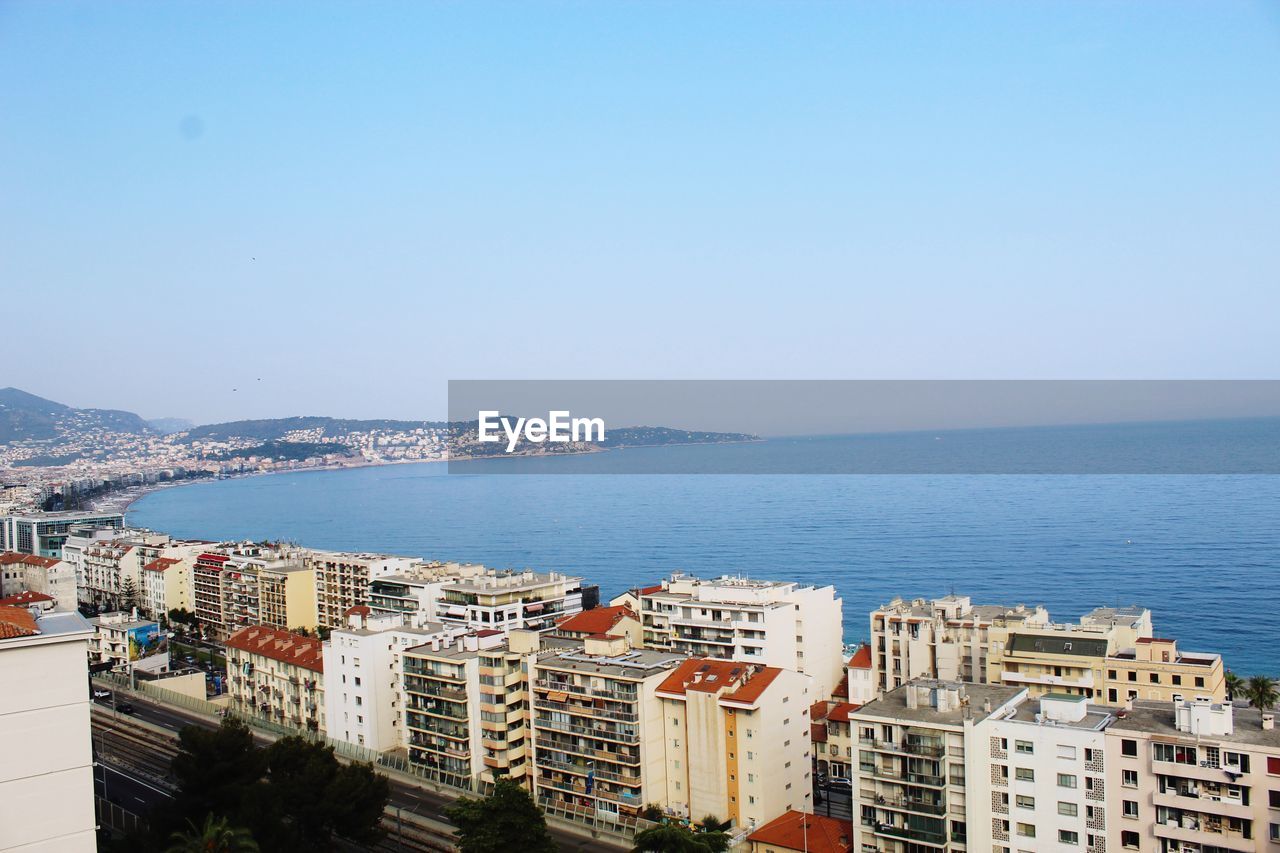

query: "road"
left=94, top=761, right=173, bottom=814
left=92, top=691, right=621, bottom=852
left=813, top=784, right=853, bottom=820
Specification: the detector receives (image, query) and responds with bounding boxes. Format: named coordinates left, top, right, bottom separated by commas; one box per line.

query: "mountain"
left=147, top=417, right=195, bottom=435
left=0, top=387, right=154, bottom=443
left=180, top=416, right=448, bottom=443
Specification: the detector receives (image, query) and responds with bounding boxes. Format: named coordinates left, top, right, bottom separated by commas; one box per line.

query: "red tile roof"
left=825, top=701, right=861, bottom=723
left=656, top=658, right=783, bottom=706
left=0, top=552, right=61, bottom=569
left=555, top=605, right=636, bottom=635
left=847, top=644, right=872, bottom=669
left=638, top=584, right=664, bottom=596
left=343, top=605, right=371, bottom=617
left=0, top=591, right=54, bottom=607
left=143, top=557, right=181, bottom=572
left=225, top=626, right=323, bottom=672
left=0, top=606, right=39, bottom=639
left=748, top=811, right=852, bottom=853
left=811, top=722, right=828, bottom=743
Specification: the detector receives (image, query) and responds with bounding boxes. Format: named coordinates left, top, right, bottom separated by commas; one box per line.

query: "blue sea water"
left=128, top=424, right=1280, bottom=676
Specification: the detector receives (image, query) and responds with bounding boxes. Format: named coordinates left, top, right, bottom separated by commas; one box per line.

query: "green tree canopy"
left=1245, top=675, right=1278, bottom=710
left=443, top=777, right=557, bottom=853
left=165, top=814, right=259, bottom=853
left=632, top=823, right=730, bottom=853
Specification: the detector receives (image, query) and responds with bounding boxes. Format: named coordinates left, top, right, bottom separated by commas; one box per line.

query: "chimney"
left=1263, top=713, right=1275, bottom=731
left=1124, top=696, right=1134, bottom=712
left=983, top=698, right=992, bottom=714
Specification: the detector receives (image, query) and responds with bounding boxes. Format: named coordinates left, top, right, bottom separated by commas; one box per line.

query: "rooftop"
left=225, top=626, right=323, bottom=672
left=0, top=551, right=61, bottom=568
left=854, top=680, right=1025, bottom=727
left=1007, top=633, right=1109, bottom=658
left=443, top=569, right=581, bottom=594
left=0, top=608, right=92, bottom=642
left=538, top=647, right=686, bottom=680
left=555, top=605, right=636, bottom=635
left=0, top=590, right=54, bottom=607
left=655, top=658, right=783, bottom=706
left=747, top=811, right=852, bottom=853
left=1109, top=700, right=1280, bottom=748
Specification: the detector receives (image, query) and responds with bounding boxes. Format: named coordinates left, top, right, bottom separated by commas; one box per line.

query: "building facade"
left=306, top=551, right=417, bottom=628
left=0, top=510, right=124, bottom=557
left=225, top=625, right=325, bottom=732
left=437, top=569, right=586, bottom=634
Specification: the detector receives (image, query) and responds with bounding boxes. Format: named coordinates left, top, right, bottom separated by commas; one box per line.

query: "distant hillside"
left=147, top=417, right=194, bottom=435
left=0, top=387, right=154, bottom=443
left=181, top=416, right=450, bottom=443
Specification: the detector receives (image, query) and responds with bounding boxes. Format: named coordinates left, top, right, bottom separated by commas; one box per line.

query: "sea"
left=127, top=420, right=1280, bottom=676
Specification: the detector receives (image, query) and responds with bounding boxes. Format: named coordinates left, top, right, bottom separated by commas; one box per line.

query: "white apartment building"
left=971, top=693, right=1115, bottom=853
left=870, top=595, right=1051, bottom=692
left=367, top=562, right=487, bottom=624
left=88, top=609, right=169, bottom=674
left=437, top=569, right=586, bottom=633
left=322, top=607, right=478, bottom=752
left=0, top=606, right=96, bottom=852
left=629, top=573, right=845, bottom=699
left=0, top=509, right=124, bottom=557
left=848, top=679, right=1026, bottom=853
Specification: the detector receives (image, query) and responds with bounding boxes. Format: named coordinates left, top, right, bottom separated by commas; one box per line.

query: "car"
left=116, top=702, right=135, bottom=715
left=92, top=688, right=111, bottom=700
left=827, top=776, right=853, bottom=790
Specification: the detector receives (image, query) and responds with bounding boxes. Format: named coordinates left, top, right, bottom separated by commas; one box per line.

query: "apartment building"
left=1105, top=697, right=1280, bottom=853
left=0, top=606, right=97, bottom=852
left=61, top=527, right=129, bottom=602
left=140, top=556, right=193, bottom=620
left=0, top=509, right=124, bottom=557
left=630, top=573, right=845, bottom=699
left=306, top=551, right=417, bottom=628
left=438, top=569, right=587, bottom=633
left=530, top=641, right=689, bottom=821
left=846, top=644, right=876, bottom=704
left=654, top=658, right=814, bottom=831
left=225, top=625, right=325, bottom=732
left=970, top=693, right=1115, bottom=853
left=323, top=607, right=475, bottom=752
left=988, top=606, right=1153, bottom=700
left=193, top=552, right=232, bottom=639
left=870, top=595, right=1051, bottom=692
left=1102, top=637, right=1226, bottom=705
left=0, top=551, right=76, bottom=611
left=848, top=679, right=1026, bottom=853
left=813, top=701, right=860, bottom=781
left=402, top=628, right=548, bottom=786
left=88, top=610, right=168, bottom=674
left=367, top=562, right=487, bottom=624
left=258, top=561, right=318, bottom=632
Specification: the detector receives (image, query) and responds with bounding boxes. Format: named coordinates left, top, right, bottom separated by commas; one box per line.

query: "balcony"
left=870, top=823, right=947, bottom=848
left=859, top=737, right=945, bottom=758
left=534, top=699, right=639, bottom=723
left=534, top=678, right=638, bottom=703
left=860, top=791, right=946, bottom=817
left=1152, top=789, right=1252, bottom=820
left=536, top=718, right=640, bottom=744
left=1152, top=819, right=1254, bottom=852
left=1000, top=669, right=1094, bottom=689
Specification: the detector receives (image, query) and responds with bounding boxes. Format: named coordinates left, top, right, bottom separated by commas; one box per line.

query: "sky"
left=2, top=1, right=1279, bottom=425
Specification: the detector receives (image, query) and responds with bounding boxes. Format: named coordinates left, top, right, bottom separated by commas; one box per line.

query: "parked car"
left=827, top=776, right=853, bottom=791
left=92, top=688, right=111, bottom=700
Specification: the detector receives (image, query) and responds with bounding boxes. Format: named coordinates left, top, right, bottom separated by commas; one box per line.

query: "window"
left=1121, top=830, right=1139, bottom=849
left=1127, top=671, right=1136, bottom=682
left=1269, top=790, right=1280, bottom=809
left=1195, top=676, right=1205, bottom=687
left=1269, top=756, right=1280, bottom=775
left=1016, top=823, right=1035, bottom=838
left=1122, top=800, right=1138, bottom=818
left=1172, top=674, right=1182, bottom=685
left=1149, top=673, right=1159, bottom=683
left=1058, top=830, right=1079, bottom=845
left=1058, top=745, right=1077, bottom=760
left=1122, top=769, right=1138, bottom=787
left=1121, top=739, right=1137, bottom=757
left=1016, top=768, right=1035, bottom=781
left=354, top=676, right=361, bottom=686
left=1015, top=740, right=1034, bottom=754
left=1016, top=795, right=1035, bottom=809
left=1058, top=802, right=1078, bottom=817
left=1153, top=743, right=1197, bottom=765
left=1058, top=773, right=1077, bottom=788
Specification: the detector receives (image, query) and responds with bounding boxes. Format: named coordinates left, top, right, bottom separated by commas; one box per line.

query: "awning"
left=547, top=691, right=569, bottom=703
left=446, top=605, right=467, bottom=616
left=525, top=603, right=545, bottom=613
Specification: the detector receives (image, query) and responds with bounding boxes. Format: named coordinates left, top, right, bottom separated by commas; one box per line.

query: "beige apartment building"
left=870, top=595, right=1050, bottom=692
left=654, top=658, right=814, bottom=832
left=140, top=556, right=193, bottom=620
left=0, top=551, right=76, bottom=612
left=306, top=551, right=417, bottom=628
left=848, top=679, right=1027, bottom=853
left=629, top=573, right=845, bottom=699
left=530, top=641, right=689, bottom=822
left=1105, top=697, right=1280, bottom=853
left=225, top=625, right=325, bottom=732
left=258, top=561, right=317, bottom=632
left=1102, top=637, right=1225, bottom=705
left=401, top=628, right=550, bottom=786
left=988, top=606, right=1153, bottom=699
left=437, top=569, right=587, bottom=633
left=813, top=701, right=860, bottom=781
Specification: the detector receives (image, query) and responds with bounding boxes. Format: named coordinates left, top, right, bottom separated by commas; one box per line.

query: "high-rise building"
left=305, top=551, right=417, bottom=628
left=0, top=605, right=96, bottom=851
left=0, top=510, right=124, bottom=557
left=437, top=569, right=586, bottom=633
left=629, top=573, right=845, bottom=699
left=367, top=562, right=487, bottom=624
left=1104, top=697, right=1279, bottom=853
left=870, top=595, right=1050, bottom=692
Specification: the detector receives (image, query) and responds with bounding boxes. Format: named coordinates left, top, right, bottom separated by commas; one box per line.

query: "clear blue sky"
left=2, top=1, right=1278, bottom=424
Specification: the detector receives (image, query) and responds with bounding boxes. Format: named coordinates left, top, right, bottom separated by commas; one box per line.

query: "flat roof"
left=1109, top=701, right=1280, bottom=748
left=853, top=680, right=1024, bottom=727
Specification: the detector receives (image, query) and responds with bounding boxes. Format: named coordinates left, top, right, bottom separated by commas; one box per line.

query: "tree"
left=632, top=823, right=729, bottom=853
left=1225, top=671, right=1244, bottom=701
left=168, top=718, right=264, bottom=833
left=443, top=777, right=557, bottom=853
left=166, top=815, right=259, bottom=853
left=1245, top=675, right=1279, bottom=710
left=119, top=576, right=139, bottom=611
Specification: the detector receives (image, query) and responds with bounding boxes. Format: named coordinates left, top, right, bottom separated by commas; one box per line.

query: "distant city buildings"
left=0, top=509, right=124, bottom=557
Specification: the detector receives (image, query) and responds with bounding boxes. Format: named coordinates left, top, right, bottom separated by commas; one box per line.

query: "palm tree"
left=1224, top=671, right=1244, bottom=702
left=166, top=815, right=259, bottom=853
left=1244, top=675, right=1279, bottom=711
